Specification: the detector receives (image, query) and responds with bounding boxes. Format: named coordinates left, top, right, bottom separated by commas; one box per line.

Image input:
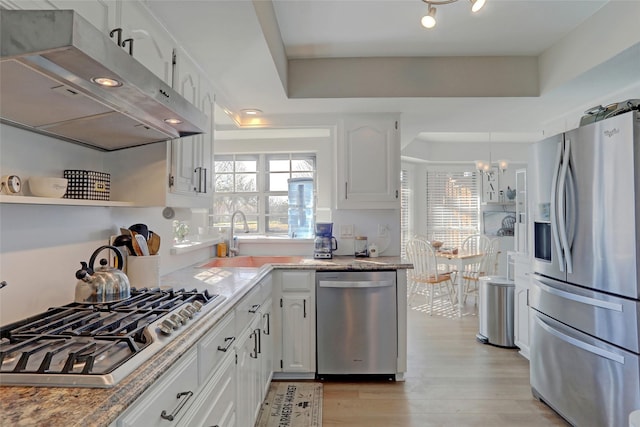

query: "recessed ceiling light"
left=164, top=118, right=183, bottom=125
left=91, top=77, right=122, bottom=87
left=241, top=109, right=262, bottom=116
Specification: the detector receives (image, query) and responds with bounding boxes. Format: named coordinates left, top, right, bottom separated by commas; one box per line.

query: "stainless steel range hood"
left=0, top=9, right=207, bottom=151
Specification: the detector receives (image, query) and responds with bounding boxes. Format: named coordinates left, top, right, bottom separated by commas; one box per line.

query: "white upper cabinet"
left=338, top=115, right=401, bottom=209
left=49, top=0, right=117, bottom=33
left=169, top=47, right=213, bottom=201
left=118, top=1, right=175, bottom=84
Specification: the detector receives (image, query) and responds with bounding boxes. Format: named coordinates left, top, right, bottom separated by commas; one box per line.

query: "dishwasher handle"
left=318, top=280, right=394, bottom=289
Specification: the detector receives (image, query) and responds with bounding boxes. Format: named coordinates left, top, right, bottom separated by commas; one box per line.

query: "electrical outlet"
left=340, top=224, right=354, bottom=238
left=378, top=224, right=388, bottom=237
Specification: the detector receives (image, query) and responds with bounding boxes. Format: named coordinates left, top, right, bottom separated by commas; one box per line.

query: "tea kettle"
left=75, top=245, right=131, bottom=304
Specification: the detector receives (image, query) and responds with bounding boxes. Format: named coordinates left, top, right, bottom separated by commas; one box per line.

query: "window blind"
left=425, top=171, right=480, bottom=248
left=400, top=169, right=410, bottom=258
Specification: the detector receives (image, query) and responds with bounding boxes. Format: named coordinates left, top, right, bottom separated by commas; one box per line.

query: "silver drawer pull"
left=160, top=390, right=193, bottom=421
left=217, top=336, right=236, bottom=352
left=249, top=304, right=261, bottom=313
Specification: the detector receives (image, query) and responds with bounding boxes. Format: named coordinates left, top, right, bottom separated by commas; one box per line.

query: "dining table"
left=435, top=251, right=485, bottom=317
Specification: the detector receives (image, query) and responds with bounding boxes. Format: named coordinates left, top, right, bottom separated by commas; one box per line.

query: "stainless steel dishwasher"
left=316, top=270, right=397, bottom=377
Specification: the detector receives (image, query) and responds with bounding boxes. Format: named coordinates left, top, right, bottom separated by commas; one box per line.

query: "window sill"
left=236, top=236, right=314, bottom=244
left=170, top=237, right=223, bottom=255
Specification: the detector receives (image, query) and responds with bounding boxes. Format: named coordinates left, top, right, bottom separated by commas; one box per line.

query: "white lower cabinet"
left=115, top=276, right=273, bottom=427
left=272, top=270, right=316, bottom=376
left=512, top=253, right=531, bottom=359
left=235, top=275, right=273, bottom=427
left=259, top=297, right=274, bottom=397
left=236, top=315, right=262, bottom=427
left=116, top=349, right=199, bottom=426
left=178, top=354, right=237, bottom=427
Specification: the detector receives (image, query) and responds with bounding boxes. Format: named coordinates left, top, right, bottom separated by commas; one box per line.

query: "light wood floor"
left=320, top=300, right=570, bottom=427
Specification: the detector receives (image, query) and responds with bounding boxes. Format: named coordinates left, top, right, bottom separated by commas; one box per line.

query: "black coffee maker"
left=314, top=222, right=338, bottom=259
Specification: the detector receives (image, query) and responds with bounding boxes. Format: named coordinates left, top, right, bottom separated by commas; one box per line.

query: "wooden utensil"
left=148, top=231, right=161, bottom=255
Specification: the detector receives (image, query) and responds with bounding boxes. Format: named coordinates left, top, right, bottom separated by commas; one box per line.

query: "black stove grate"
left=0, top=287, right=218, bottom=377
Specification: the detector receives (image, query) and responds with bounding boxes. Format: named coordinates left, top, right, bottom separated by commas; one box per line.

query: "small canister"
left=355, top=236, right=368, bottom=257
left=217, top=242, right=228, bottom=257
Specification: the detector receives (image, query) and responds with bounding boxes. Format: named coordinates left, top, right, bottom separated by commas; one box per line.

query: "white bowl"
left=28, top=176, right=68, bottom=198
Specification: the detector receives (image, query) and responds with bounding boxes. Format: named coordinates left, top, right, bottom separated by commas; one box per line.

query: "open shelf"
left=0, top=195, right=135, bottom=207
left=170, top=237, right=222, bottom=255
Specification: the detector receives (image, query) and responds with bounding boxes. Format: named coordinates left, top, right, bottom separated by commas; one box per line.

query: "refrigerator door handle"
left=565, top=162, right=578, bottom=253
left=533, top=276, right=623, bottom=312
left=535, top=314, right=625, bottom=364
left=550, top=141, right=565, bottom=272
left=557, top=138, right=573, bottom=274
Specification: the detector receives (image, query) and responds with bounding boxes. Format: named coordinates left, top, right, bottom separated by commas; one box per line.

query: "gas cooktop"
left=0, top=287, right=224, bottom=388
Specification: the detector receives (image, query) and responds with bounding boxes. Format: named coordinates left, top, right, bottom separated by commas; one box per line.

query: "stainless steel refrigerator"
left=528, top=109, right=640, bottom=427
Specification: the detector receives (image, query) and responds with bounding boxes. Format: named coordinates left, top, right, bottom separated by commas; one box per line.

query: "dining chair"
left=461, top=237, right=500, bottom=305
left=406, top=237, right=456, bottom=315
left=461, top=234, right=492, bottom=254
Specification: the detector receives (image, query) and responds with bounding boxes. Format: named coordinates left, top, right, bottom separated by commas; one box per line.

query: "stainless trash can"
left=476, top=276, right=516, bottom=348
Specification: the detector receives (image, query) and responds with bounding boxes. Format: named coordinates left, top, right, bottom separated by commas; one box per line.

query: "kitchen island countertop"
left=0, top=256, right=411, bottom=426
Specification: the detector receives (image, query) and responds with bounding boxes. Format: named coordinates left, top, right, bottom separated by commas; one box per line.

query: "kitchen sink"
left=200, top=256, right=305, bottom=268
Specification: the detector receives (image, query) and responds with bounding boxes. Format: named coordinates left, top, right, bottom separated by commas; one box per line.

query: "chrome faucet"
left=229, top=210, right=249, bottom=257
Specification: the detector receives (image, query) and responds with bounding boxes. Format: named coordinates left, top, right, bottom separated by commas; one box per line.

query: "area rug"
left=256, top=382, right=323, bottom=427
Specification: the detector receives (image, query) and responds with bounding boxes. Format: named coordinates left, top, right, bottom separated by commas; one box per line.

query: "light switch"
left=340, top=224, right=354, bottom=238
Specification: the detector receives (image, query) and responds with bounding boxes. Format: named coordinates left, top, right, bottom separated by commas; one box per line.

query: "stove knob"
left=159, top=319, right=175, bottom=335
left=184, top=304, right=197, bottom=316
left=170, top=313, right=184, bottom=326
left=180, top=308, right=193, bottom=319
left=192, top=301, right=204, bottom=311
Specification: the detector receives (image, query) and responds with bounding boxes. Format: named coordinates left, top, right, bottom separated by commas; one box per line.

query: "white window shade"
left=426, top=171, right=480, bottom=248
left=400, top=169, right=410, bottom=259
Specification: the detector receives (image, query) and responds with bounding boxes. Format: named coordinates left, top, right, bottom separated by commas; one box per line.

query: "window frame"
left=212, top=153, right=316, bottom=236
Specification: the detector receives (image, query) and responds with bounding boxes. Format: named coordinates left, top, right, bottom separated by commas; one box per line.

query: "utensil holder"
left=126, top=255, right=160, bottom=288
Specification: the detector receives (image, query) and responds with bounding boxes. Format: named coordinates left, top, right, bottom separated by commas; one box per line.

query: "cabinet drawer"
left=280, top=270, right=314, bottom=292
left=235, top=286, right=262, bottom=336
left=118, top=350, right=198, bottom=426
left=198, top=311, right=236, bottom=384
left=177, top=353, right=236, bottom=427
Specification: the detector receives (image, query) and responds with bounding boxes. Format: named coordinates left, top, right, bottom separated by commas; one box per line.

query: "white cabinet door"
left=170, top=47, right=200, bottom=196
left=118, top=1, right=175, bottom=84
left=49, top=0, right=117, bottom=33
left=117, top=349, right=199, bottom=427
left=260, top=297, right=274, bottom=397
left=274, top=270, right=315, bottom=374
left=281, top=294, right=313, bottom=372
left=195, top=77, right=214, bottom=197
left=236, top=318, right=261, bottom=427
left=513, top=254, right=531, bottom=359
left=177, top=353, right=237, bottom=427
left=338, top=115, right=400, bottom=209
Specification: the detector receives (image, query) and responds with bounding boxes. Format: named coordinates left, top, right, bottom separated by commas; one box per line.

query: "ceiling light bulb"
left=421, top=6, right=437, bottom=29
left=470, top=0, right=486, bottom=13
left=164, top=118, right=182, bottom=125
left=241, top=109, right=262, bottom=116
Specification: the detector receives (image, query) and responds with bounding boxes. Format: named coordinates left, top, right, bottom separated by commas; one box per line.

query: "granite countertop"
left=0, top=256, right=411, bottom=426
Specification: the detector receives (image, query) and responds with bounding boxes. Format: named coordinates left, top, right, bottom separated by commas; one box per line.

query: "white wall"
left=0, top=125, right=213, bottom=324
left=214, top=130, right=402, bottom=257
left=401, top=140, right=529, bottom=274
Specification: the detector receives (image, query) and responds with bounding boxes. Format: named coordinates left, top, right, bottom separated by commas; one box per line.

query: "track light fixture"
left=420, top=0, right=486, bottom=29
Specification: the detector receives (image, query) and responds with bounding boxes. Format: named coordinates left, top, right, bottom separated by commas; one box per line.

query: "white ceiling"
left=145, top=0, right=640, bottom=147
